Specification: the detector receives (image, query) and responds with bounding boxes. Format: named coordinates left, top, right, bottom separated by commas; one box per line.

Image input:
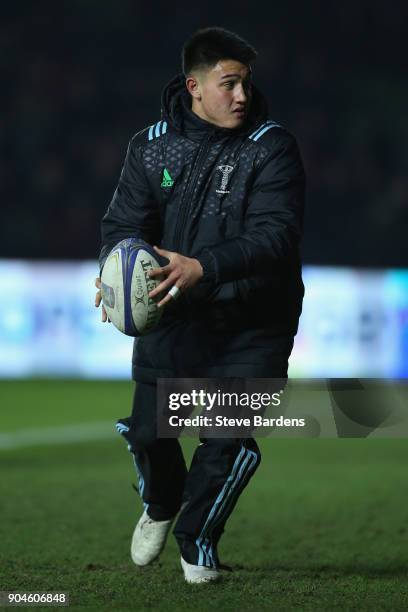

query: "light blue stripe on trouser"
left=209, top=447, right=258, bottom=542
left=116, top=423, right=148, bottom=511
left=195, top=445, right=246, bottom=566
left=195, top=445, right=258, bottom=567
left=132, top=455, right=149, bottom=511
left=209, top=447, right=258, bottom=535
left=148, top=124, right=155, bottom=141
left=196, top=446, right=257, bottom=567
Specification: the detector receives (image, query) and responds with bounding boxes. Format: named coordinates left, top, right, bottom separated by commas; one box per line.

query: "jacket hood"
left=161, top=73, right=268, bottom=138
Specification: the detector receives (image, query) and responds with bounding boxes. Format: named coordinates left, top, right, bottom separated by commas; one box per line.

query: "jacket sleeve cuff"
left=196, top=250, right=218, bottom=282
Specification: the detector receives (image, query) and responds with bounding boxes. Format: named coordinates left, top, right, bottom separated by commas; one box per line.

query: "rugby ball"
left=100, top=238, right=163, bottom=337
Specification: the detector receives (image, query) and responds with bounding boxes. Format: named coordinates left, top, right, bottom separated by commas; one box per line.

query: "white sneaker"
left=181, top=556, right=221, bottom=584
left=130, top=510, right=173, bottom=566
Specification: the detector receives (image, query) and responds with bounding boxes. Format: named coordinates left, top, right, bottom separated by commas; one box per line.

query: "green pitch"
left=1, top=381, right=408, bottom=611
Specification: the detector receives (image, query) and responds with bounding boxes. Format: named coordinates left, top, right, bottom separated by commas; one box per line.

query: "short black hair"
left=182, top=27, right=257, bottom=76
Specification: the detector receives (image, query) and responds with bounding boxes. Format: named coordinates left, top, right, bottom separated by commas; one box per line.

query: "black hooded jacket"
left=100, top=74, right=305, bottom=380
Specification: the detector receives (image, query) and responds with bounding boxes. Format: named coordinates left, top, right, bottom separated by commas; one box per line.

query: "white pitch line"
left=0, top=421, right=116, bottom=450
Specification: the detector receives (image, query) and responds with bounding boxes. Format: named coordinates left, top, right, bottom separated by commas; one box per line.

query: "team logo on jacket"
left=216, top=165, right=234, bottom=194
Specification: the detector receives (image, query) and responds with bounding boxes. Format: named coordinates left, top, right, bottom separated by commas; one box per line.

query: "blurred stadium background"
left=1, top=2, right=407, bottom=609
left=0, top=1, right=407, bottom=379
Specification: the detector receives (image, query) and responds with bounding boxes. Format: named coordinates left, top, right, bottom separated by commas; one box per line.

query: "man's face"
left=187, top=59, right=252, bottom=129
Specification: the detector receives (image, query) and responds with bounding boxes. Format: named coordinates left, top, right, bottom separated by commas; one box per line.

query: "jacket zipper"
left=173, top=131, right=214, bottom=251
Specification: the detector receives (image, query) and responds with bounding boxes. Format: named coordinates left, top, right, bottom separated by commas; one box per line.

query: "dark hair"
left=182, top=27, right=257, bottom=76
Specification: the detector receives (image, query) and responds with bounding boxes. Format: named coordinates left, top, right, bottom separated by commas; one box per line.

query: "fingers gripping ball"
left=100, top=238, right=163, bottom=337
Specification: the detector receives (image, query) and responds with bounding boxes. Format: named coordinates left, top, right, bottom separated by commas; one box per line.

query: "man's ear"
left=186, top=75, right=202, bottom=101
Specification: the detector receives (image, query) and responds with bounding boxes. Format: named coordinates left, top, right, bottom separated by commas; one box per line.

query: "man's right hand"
left=95, top=277, right=109, bottom=322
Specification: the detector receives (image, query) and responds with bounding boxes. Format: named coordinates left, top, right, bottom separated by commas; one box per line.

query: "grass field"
left=1, top=381, right=408, bottom=611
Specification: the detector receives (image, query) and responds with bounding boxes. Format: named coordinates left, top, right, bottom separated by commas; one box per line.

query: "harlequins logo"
left=216, top=165, right=234, bottom=194
left=161, top=168, right=174, bottom=188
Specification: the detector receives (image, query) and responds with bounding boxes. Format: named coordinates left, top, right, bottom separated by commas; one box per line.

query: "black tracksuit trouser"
left=116, top=337, right=291, bottom=569
left=116, top=382, right=263, bottom=568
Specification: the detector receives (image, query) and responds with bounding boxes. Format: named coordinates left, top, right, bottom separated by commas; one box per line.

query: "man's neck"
left=190, top=100, right=210, bottom=124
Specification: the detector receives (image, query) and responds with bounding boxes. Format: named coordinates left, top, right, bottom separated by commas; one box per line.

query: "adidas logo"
left=161, top=168, right=174, bottom=188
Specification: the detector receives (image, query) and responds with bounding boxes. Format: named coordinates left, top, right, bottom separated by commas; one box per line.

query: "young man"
left=96, top=27, right=305, bottom=583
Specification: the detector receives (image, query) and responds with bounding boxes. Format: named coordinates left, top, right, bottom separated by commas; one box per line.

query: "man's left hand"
left=148, top=246, right=203, bottom=308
